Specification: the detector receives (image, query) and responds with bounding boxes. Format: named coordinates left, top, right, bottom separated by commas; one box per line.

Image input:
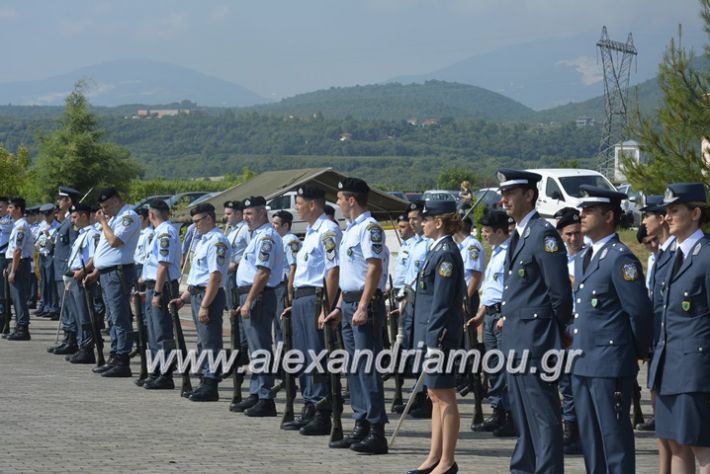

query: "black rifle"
left=632, top=379, right=644, bottom=427
left=131, top=291, right=149, bottom=383
left=229, top=286, right=249, bottom=410
left=1, top=274, right=11, bottom=335
left=80, top=260, right=105, bottom=367
left=460, top=301, right=485, bottom=426
left=320, top=281, right=343, bottom=444
left=166, top=282, right=193, bottom=398
left=387, top=275, right=404, bottom=412
left=280, top=307, right=297, bottom=426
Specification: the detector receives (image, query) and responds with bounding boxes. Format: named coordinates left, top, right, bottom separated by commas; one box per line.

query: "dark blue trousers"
left=291, top=293, right=329, bottom=409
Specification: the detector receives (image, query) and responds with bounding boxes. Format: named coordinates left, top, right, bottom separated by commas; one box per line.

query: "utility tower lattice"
left=596, top=26, right=637, bottom=180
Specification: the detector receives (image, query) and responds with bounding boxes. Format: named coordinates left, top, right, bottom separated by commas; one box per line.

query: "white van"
left=527, top=168, right=617, bottom=220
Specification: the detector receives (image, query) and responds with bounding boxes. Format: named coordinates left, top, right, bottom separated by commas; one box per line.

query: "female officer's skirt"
left=656, top=392, right=710, bottom=446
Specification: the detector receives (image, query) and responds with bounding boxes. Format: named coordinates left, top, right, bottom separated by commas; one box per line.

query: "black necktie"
left=671, top=249, right=684, bottom=279
left=508, top=230, right=520, bottom=267
left=582, top=248, right=593, bottom=273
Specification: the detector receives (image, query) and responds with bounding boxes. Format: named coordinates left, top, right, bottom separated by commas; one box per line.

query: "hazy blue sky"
left=0, top=0, right=705, bottom=99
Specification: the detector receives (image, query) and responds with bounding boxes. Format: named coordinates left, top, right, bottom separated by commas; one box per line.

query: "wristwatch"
left=153, top=291, right=162, bottom=296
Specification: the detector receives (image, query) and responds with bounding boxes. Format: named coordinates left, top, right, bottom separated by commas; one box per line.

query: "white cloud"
left=556, top=56, right=603, bottom=85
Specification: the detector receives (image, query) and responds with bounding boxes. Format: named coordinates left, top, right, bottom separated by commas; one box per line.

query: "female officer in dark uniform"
left=408, top=200, right=464, bottom=474
left=647, top=183, right=710, bottom=473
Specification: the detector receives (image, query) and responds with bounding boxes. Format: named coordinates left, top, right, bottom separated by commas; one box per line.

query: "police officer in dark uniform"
left=648, top=183, right=710, bottom=472
left=572, top=185, right=652, bottom=474
left=49, top=186, right=81, bottom=354
left=497, top=169, right=572, bottom=474
left=407, top=199, right=465, bottom=474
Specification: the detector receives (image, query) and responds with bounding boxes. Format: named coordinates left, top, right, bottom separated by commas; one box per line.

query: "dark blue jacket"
left=648, top=240, right=676, bottom=351
left=648, top=235, right=710, bottom=395
left=52, top=215, right=78, bottom=281
left=414, top=235, right=465, bottom=351
left=501, top=212, right=572, bottom=359
left=571, top=235, right=652, bottom=377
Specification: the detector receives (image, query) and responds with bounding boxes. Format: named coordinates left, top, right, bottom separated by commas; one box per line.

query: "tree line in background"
left=1, top=0, right=709, bottom=203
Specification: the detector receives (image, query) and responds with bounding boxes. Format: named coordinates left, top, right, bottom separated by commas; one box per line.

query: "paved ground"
left=0, top=316, right=661, bottom=473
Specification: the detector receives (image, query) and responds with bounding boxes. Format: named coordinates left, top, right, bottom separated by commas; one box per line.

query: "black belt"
left=145, top=279, right=178, bottom=290
left=294, top=286, right=319, bottom=299
left=342, top=289, right=383, bottom=304
left=237, top=285, right=276, bottom=296
left=5, top=257, right=31, bottom=263
left=189, top=285, right=206, bottom=295
left=485, top=303, right=502, bottom=315
left=98, top=263, right=135, bottom=275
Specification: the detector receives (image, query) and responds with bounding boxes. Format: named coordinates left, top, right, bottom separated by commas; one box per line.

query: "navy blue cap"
left=70, top=203, right=92, bottom=214
left=497, top=169, right=542, bottom=191
left=556, top=209, right=581, bottom=230
left=223, top=200, right=244, bottom=211
left=397, top=213, right=408, bottom=222
left=97, top=187, right=119, bottom=203
left=663, top=183, right=707, bottom=206
left=243, top=196, right=266, bottom=208
left=479, top=209, right=510, bottom=230
left=338, top=177, right=370, bottom=194
left=640, top=195, right=665, bottom=214
left=297, top=185, right=326, bottom=200
left=39, top=203, right=56, bottom=213
left=578, top=185, right=627, bottom=208
left=421, top=200, right=457, bottom=217
left=26, top=205, right=40, bottom=214
left=408, top=200, right=424, bottom=213
left=58, top=186, right=80, bottom=199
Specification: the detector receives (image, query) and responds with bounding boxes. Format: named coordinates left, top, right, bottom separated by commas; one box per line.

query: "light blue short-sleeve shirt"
left=93, top=205, right=141, bottom=268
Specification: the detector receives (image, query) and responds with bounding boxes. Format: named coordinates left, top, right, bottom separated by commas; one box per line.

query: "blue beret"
left=338, top=178, right=370, bottom=194
left=297, top=185, right=326, bottom=200
left=243, top=196, right=266, bottom=208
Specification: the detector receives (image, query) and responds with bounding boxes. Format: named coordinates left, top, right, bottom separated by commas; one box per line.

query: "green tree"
left=33, top=81, right=142, bottom=201
left=0, top=145, right=36, bottom=198
left=437, top=166, right=477, bottom=190
left=623, top=2, right=710, bottom=192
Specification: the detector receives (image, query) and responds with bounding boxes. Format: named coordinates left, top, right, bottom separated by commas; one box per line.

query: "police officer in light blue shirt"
left=271, top=210, right=300, bottom=343
left=456, top=215, right=485, bottom=307
left=4, top=197, right=35, bottom=340
left=49, top=186, right=81, bottom=354
left=324, top=177, right=388, bottom=455
left=65, top=204, right=100, bottom=362
left=133, top=207, right=154, bottom=274
left=469, top=209, right=516, bottom=436
left=141, top=199, right=182, bottom=390
left=281, top=186, right=340, bottom=435
left=85, top=188, right=141, bottom=378
left=391, top=213, right=414, bottom=291
left=223, top=200, right=247, bottom=312
left=231, top=196, right=284, bottom=417
left=34, top=204, right=59, bottom=317
left=171, top=202, right=230, bottom=401
left=0, top=197, right=13, bottom=319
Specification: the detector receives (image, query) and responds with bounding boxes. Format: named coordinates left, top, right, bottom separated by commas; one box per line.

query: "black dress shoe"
left=407, top=460, right=439, bottom=474
left=350, top=423, right=388, bottom=454
left=230, top=394, right=258, bottom=412
left=188, top=379, right=219, bottom=402
left=282, top=404, right=316, bottom=430
left=636, top=416, right=655, bottom=431
left=409, top=396, right=432, bottom=419
left=299, top=410, right=331, bottom=436
left=441, top=463, right=458, bottom=474
left=101, top=356, right=132, bottom=378
left=330, top=420, right=370, bottom=449
left=93, top=355, right=116, bottom=373
left=68, top=349, right=96, bottom=364
left=244, top=399, right=277, bottom=417
left=473, top=408, right=504, bottom=432
left=6, top=326, right=31, bottom=341
left=492, top=412, right=517, bottom=437
left=144, top=375, right=175, bottom=390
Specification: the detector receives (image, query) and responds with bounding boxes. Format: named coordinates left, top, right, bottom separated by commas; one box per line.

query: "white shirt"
left=515, top=209, right=537, bottom=238
left=677, top=228, right=704, bottom=259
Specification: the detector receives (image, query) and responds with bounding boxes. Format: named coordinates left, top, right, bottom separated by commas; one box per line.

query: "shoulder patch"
left=468, top=245, right=480, bottom=260
left=438, top=261, right=453, bottom=278
left=214, top=241, right=227, bottom=265
left=16, top=231, right=24, bottom=244
left=288, top=239, right=301, bottom=253
left=544, top=236, right=559, bottom=253
left=622, top=262, right=640, bottom=281
left=367, top=223, right=384, bottom=244
left=121, top=215, right=134, bottom=227
left=321, top=231, right=337, bottom=260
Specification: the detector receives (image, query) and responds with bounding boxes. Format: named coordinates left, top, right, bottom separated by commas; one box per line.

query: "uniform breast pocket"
left=418, top=269, right=434, bottom=293
left=680, top=286, right=709, bottom=316
left=587, top=283, right=612, bottom=311
left=515, top=258, right=535, bottom=281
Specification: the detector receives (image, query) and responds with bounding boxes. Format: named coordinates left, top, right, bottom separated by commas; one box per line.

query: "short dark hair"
left=324, top=204, right=335, bottom=217
left=136, top=207, right=149, bottom=219
left=598, top=204, right=622, bottom=227
left=274, top=210, right=293, bottom=228
left=9, top=197, right=26, bottom=213
left=190, top=203, right=216, bottom=222
left=0, top=196, right=9, bottom=204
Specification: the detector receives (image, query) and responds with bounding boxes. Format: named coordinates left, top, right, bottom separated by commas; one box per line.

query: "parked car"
left=132, top=194, right=172, bottom=211
left=404, top=192, right=423, bottom=203
left=529, top=168, right=617, bottom=220
left=166, top=192, right=209, bottom=210
left=422, top=189, right=459, bottom=203
left=388, top=191, right=407, bottom=201
left=472, top=188, right=501, bottom=211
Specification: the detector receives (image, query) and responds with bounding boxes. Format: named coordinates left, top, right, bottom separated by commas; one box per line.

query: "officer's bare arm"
left=99, top=221, right=124, bottom=248
left=467, top=270, right=482, bottom=301
left=324, top=266, right=339, bottom=313
left=359, top=258, right=383, bottom=310
left=201, top=271, right=223, bottom=308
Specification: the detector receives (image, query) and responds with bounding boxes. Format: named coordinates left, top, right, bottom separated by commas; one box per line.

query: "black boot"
left=473, top=407, right=504, bottom=432
left=188, top=378, right=219, bottom=402
left=409, top=393, right=432, bottom=419
left=493, top=411, right=518, bottom=438
left=299, top=410, right=332, bottom=436
left=93, top=353, right=116, bottom=373
left=101, top=354, right=132, bottom=377
left=329, top=420, right=370, bottom=449
left=230, top=394, right=258, bottom=412
left=6, top=325, right=31, bottom=341
left=144, top=374, right=175, bottom=390
left=282, top=403, right=316, bottom=431
left=350, top=423, right=388, bottom=454
left=136, top=369, right=159, bottom=387
left=244, top=399, right=277, bottom=417
left=562, top=420, right=582, bottom=454
left=53, top=333, right=78, bottom=354
left=68, top=348, right=96, bottom=364
left=636, top=416, right=655, bottom=431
